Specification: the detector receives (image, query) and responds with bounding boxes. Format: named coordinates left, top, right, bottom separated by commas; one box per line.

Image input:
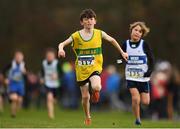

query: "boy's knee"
left=10, top=94, right=18, bottom=101
left=82, top=93, right=90, bottom=101
left=47, top=93, right=54, bottom=101
left=92, top=84, right=101, bottom=91
left=142, top=99, right=150, bottom=105
left=132, top=97, right=140, bottom=105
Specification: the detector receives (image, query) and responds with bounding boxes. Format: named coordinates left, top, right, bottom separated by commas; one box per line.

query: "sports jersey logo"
left=131, top=44, right=136, bottom=48
left=75, top=47, right=102, bottom=55
left=128, top=55, right=147, bottom=65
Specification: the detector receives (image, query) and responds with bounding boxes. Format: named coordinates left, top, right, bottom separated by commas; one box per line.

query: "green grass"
left=0, top=106, right=180, bottom=128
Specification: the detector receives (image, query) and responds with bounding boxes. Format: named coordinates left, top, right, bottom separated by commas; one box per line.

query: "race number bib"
left=78, top=55, right=95, bottom=66
left=126, top=68, right=144, bottom=78
left=11, top=72, right=23, bottom=81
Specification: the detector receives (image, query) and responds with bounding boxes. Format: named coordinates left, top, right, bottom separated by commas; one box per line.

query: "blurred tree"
left=0, top=0, right=179, bottom=71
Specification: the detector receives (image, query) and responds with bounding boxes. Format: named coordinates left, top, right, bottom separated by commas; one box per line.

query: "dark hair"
left=80, top=9, right=96, bottom=21
left=45, top=48, right=56, bottom=54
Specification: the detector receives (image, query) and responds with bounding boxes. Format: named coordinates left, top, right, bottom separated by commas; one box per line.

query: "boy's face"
left=131, top=25, right=143, bottom=41
left=14, top=52, right=24, bottom=63
left=46, top=51, right=55, bottom=62
left=80, top=17, right=96, bottom=29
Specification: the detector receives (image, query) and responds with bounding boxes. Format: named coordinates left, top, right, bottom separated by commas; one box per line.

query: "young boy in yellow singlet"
left=58, top=9, right=128, bottom=125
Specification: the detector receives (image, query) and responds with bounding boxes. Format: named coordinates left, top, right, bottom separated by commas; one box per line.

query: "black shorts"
left=77, top=71, right=100, bottom=87
left=0, top=86, right=5, bottom=96
left=45, top=86, right=59, bottom=98
left=127, top=80, right=150, bottom=93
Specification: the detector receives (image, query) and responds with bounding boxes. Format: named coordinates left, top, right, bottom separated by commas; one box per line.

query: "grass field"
left=0, top=106, right=180, bottom=128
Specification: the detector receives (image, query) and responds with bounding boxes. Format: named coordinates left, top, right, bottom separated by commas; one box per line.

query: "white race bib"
left=78, top=55, right=95, bottom=66
left=126, top=67, right=144, bottom=78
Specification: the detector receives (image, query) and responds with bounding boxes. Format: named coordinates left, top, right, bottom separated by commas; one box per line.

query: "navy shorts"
left=127, top=80, right=150, bottom=93
left=77, top=71, right=100, bottom=87
left=45, top=86, right=59, bottom=98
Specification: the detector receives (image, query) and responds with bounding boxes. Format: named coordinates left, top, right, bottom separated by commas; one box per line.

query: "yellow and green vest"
left=71, top=29, right=103, bottom=81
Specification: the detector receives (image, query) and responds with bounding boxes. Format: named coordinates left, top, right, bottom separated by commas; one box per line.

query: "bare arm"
left=101, top=31, right=128, bottom=61
left=58, top=37, right=73, bottom=58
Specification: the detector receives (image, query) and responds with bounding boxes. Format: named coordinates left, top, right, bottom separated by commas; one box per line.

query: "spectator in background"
left=150, top=61, right=172, bottom=119
left=3, top=50, right=26, bottom=118
left=61, top=62, right=79, bottom=109
left=23, top=72, right=40, bottom=109
left=40, top=48, right=62, bottom=119
left=99, top=66, right=110, bottom=105
left=106, top=65, right=127, bottom=111
left=167, top=66, right=180, bottom=120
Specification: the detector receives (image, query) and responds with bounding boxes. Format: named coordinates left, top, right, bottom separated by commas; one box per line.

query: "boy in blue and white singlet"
left=3, top=50, right=26, bottom=118
left=40, top=48, right=62, bottom=119
left=122, top=22, right=154, bottom=125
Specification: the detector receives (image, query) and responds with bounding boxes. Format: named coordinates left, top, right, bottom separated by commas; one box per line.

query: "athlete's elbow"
left=110, top=38, right=116, bottom=43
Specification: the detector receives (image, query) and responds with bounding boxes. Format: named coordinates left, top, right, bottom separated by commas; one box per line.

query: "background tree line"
left=0, top=0, right=179, bottom=71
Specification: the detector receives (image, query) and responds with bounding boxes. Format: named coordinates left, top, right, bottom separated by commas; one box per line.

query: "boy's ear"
left=80, top=21, right=83, bottom=26
left=94, top=19, right=97, bottom=25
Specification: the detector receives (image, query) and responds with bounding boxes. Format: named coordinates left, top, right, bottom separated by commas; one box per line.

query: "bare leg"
left=10, top=93, right=18, bottom=117
left=89, top=75, right=101, bottom=103
left=89, top=75, right=101, bottom=91
left=80, top=84, right=91, bottom=119
left=130, top=88, right=141, bottom=120
left=141, top=92, right=150, bottom=105
left=47, top=92, right=55, bottom=119
left=0, top=96, right=3, bottom=113
left=17, top=96, right=23, bottom=111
